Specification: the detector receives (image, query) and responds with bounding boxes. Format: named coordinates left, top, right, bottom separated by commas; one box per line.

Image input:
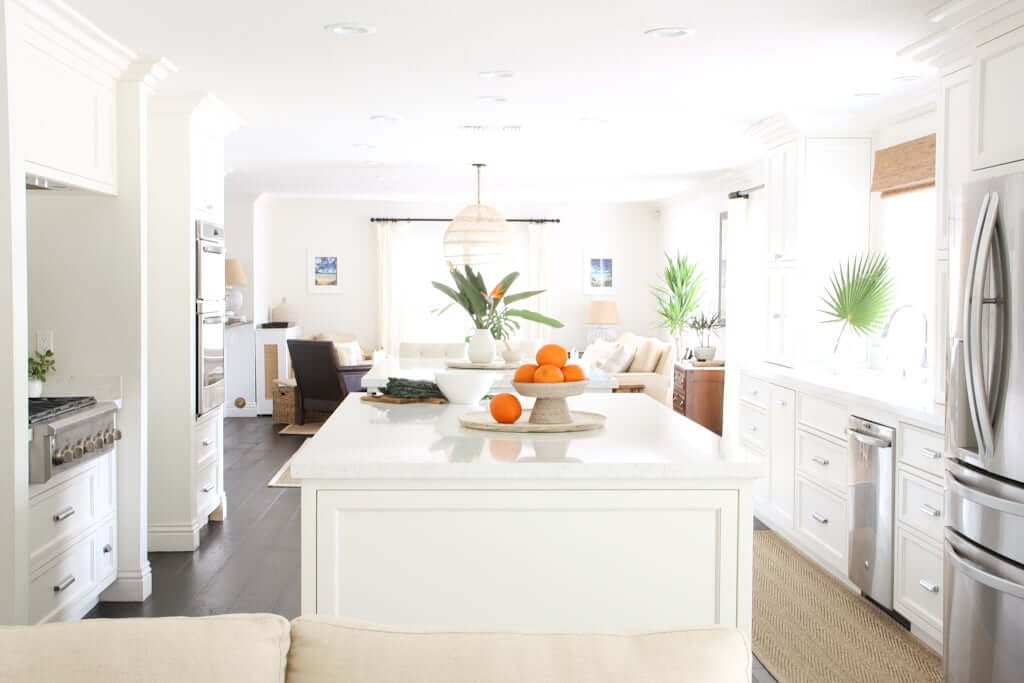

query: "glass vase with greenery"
left=819, top=252, right=894, bottom=353
left=432, top=264, right=564, bottom=347
left=652, top=252, right=703, bottom=358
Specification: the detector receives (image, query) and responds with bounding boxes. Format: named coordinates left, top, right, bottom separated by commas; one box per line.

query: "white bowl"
left=434, top=371, right=496, bottom=404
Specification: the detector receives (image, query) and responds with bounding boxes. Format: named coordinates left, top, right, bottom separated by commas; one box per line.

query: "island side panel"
left=301, top=483, right=318, bottom=616
left=308, top=485, right=745, bottom=633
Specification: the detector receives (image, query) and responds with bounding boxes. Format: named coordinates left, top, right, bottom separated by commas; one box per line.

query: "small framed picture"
left=308, top=250, right=341, bottom=294
left=584, top=256, right=614, bottom=294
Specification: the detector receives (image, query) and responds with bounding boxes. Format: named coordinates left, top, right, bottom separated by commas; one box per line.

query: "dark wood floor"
left=88, top=417, right=303, bottom=619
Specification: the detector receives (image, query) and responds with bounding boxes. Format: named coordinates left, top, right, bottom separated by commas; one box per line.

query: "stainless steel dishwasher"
left=847, top=416, right=896, bottom=608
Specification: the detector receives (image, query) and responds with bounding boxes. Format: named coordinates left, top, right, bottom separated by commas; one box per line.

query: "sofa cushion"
left=629, top=337, right=663, bottom=373
left=598, top=343, right=636, bottom=373
left=287, top=617, right=751, bottom=683
left=581, top=338, right=617, bottom=367
left=0, top=613, right=290, bottom=683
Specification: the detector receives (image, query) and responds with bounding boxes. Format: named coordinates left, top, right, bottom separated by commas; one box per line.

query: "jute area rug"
left=753, top=530, right=943, bottom=683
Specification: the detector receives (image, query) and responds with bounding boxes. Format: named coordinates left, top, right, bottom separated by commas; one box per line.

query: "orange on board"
left=562, top=364, right=586, bottom=382
left=536, top=344, right=569, bottom=368
left=489, top=393, right=523, bottom=424
left=513, top=363, right=539, bottom=383
left=533, top=364, right=565, bottom=383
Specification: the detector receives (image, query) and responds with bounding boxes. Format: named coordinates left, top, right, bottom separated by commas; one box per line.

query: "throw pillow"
left=629, top=338, right=663, bottom=373
left=581, top=339, right=617, bottom=366
left=598, top=344, right=637, bottom=373
left=334, top=340, right=365, bottom=366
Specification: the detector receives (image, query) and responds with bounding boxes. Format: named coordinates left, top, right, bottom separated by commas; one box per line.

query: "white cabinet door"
left=934, top=257, right=950, bottom=405
left=190, top=123, right=225, bottom=223
left=972, top=25, right=1024, bottom=170
left=766, top=142, right=799, bottom=263
left=938, top=68, right=972, bottom=255
left=768, top=385, right=797, bottom=527
left=766, top=268, right=796, bottom=366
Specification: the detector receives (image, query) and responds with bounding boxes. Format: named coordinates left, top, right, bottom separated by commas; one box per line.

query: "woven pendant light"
left=443, top=163, right=509, bottom=265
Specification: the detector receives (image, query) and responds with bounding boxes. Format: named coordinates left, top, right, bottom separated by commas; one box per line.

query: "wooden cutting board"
left=361, top=394, right=448, bottom=405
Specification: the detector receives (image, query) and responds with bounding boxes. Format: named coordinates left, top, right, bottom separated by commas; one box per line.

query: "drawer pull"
left=920, top=448, right=942, bottom=460
left=53, top=575, right=76, bottom=593
left=919, top=503, right=941, bottom=517
left=103, top=544, right=113, bottom=554
left=751, top=389, right=760, bottom=397
left=748, top=425, right=759, bottom=433
left=777, top=399, right=788, bottom=407
left=53, top=507, right=76, bottom=523
left=812, top=513, right=829, bottom=525
left=202, top=439, right=214, bottom=447
left=201, top=483, right=216, bottom=493
left=811, top=456, right=831, bottom=466
left=918, top=579, right=940, bottom=593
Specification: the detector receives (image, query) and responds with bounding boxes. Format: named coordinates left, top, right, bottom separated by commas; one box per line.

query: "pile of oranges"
left=489, top=344, right=586, bottom=424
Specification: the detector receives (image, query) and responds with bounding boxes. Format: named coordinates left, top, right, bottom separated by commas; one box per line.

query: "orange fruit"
left=489, top=393, right=523, bottom=424
left=533, top=364, right=565, bottom=383
left=536, top=344, right=568, bottom=368
left=513, top=363, right=538, bottom=383
left=562, top=364, right=585, bottom=382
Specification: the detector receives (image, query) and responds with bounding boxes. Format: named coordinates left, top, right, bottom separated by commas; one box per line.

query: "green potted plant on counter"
left=28, top=349, right=55, bottom=398
left=819, top=252, right=894, bottom=360
left=652, top=252, right=703, bottom=359
left=433, top=265, right=564, bottom=364
left=688, top=312, right=723, bottom=361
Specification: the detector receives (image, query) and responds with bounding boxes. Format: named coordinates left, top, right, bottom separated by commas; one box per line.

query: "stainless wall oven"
left=196, top=220, right=225, bottom=305
left=196, top=220, right=226, bottom=416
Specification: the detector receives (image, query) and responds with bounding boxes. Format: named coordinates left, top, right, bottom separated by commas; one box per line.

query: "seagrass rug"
left=753, top=530, right=943, bottom=683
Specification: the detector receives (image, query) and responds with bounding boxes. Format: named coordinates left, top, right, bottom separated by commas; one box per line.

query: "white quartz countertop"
left=743, top=363, right=944, bottom=431
left=290, top=393, right=764, bottom=481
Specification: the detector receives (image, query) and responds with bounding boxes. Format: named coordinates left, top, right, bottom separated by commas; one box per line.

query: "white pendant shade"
left=443, top=164, right=510, bottom=265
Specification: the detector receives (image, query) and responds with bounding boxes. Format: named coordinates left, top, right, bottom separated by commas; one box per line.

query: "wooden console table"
left=673, top=363, right=725, bottom=435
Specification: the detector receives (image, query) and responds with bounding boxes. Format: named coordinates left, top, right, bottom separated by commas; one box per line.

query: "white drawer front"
left=797, top=429, right=848, bottom=492
left=196, top=458, right=220, bottom=519
left=29, top=534, right=96, bottom=623
left=740, top=374, right=769, bottom=409
left=797, top=394, right=848, bottom=440
left=897, top=469, right=944, bottom=542
left=895, top=527, right=943, bottom=633
left=739, top=403, right=768, bottom=453
left=94, top=519, right=117, bottom=583
left=796, top=476, right=847, bottom=571
left=194, top=416, right=220, bottom=464
left=29, top=470, right=97, bottom=568
left=899, top=424, right=944, bottom=478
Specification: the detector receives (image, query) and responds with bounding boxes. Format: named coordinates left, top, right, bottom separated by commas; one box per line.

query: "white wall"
left=253, top=196, right=664, bottom=352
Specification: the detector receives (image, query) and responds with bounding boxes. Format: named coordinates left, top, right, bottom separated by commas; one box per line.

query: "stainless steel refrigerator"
left=945, top=171, right=1024, bottom=683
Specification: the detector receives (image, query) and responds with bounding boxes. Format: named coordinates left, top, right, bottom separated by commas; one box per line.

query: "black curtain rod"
left=370, top=217, right=560, bottom=224
left=728, top=183, right=765, bottom=199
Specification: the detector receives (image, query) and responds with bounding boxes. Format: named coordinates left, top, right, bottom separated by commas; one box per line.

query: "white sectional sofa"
left=582, top=332, right=675, bottom=405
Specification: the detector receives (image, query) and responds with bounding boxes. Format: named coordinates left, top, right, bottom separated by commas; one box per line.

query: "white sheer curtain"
left=376, top=219, right=548, bottom=356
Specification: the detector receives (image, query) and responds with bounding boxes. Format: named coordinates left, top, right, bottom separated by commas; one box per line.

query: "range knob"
left=84, top=438, right=97, bottom=453
left=52, top=449, right=73, bottom=465
left=72, top=442, right=84, bottom=459
left=113, top=429, right=123, bottom=441
left=103, top=432, right=114, bottom=446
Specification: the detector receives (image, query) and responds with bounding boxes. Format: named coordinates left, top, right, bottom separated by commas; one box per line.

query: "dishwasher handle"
left=847, top=429, right=892, bottom=449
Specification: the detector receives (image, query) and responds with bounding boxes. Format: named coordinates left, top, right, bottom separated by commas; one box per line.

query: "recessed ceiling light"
left=370, top=115, right=399, bottom=122
left=644, top=27, right=695, bottom=39
left=324, top=23, right=375, bottom=36
left=478, top=95, right=507, bottom=104
left=479, top=70, right=514, bottom=79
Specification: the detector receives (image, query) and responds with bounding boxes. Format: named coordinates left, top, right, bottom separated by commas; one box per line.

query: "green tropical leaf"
left=505, top=309, right=565, bottom=328
left=491, top=271, right=520, bottom=299
left=818, top=252, right=894, bottom=352
left=501, top=288, right=545, bottom=305
left=651, top=252, right=703, bottom=337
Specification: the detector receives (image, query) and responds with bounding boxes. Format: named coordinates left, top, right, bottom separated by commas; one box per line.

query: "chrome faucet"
left=881, top=305, right=929, bottom=378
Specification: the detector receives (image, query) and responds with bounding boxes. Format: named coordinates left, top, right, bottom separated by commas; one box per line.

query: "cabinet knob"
left=202, top=439, right=214, bottom=447
left=771, top=313, right=782, bottom=319
left=103, top=544, right=113, bottom=554
left=777, top=399, right=788, bottom=407
left=201, top=483, right=216, bottom=493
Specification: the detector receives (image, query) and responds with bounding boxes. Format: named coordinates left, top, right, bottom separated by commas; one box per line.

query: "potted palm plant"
left=652, top=252, right=703, bottom=358
left=819, top=252, right=894, bottom=362
left=28, top=349, right=55, bottom=398
left=433, top=265, right=564, bottom=363
left=688, top=312, right=723, bottom=361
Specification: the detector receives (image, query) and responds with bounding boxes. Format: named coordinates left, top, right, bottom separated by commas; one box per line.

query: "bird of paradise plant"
left=432, top=264, right=564, bottom=343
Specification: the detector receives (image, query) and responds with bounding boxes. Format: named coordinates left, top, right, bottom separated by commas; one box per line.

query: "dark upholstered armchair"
left=286, top=340, right=372, bottom=424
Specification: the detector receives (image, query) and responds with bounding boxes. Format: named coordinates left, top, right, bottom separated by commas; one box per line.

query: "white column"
left=0, top=0, right=29, bottom=625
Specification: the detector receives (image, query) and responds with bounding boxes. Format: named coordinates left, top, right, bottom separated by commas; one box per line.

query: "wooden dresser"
left=673, top=362, right=725, bottom=435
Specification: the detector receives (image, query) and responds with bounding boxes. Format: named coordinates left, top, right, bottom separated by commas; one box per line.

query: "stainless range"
left=29, top=396, right=120, bottom=484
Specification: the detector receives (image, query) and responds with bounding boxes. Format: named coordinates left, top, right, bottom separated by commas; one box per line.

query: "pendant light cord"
left=473, top=163, right=485, bottom=205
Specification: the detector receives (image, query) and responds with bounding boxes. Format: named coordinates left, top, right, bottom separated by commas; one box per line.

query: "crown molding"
left=898, top=0, right=1024, bottom=66
left=13, top=0, right=136, bottom=77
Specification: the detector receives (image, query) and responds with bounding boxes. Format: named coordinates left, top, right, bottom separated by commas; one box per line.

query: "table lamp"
left=225, top=258, right=249, bottom=321
left=585, top=300, right=619, bottom=345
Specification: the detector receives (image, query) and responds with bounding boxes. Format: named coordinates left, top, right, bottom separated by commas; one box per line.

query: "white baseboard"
left=225, top=404, right=258, bottom=418
left=100, top=564, right=153, bottom=602
left=148, top=522, right=202, bottom=552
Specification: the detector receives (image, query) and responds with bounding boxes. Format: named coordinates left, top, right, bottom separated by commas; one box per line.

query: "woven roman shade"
left=871, top=134, right=936, bottom=196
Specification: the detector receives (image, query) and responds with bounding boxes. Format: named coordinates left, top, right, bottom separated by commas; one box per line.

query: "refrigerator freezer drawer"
left=946, top=460, right=1024, bottom=565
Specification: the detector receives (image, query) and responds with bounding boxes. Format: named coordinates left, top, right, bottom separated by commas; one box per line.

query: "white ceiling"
left=69, top=0, right=938, bottom=200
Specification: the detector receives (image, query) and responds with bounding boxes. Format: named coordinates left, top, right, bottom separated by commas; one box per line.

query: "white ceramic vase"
left=693, top=346, right=717, bottom=362
left=467, top=329, right=496, bottom=364
left=28, top=378, right=43, bottom=398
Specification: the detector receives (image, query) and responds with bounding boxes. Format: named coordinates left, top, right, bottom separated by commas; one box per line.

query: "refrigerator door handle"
left=946, top=537, right=1024, bottom=600
left=965, top=192, right=999, bottom=456
left=947, top=469, right=1024, bottom=516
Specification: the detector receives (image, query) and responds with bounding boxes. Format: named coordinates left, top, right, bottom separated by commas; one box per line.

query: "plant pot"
left=467, top=329, right=496, bottom=364
left=692, top=346, right=717, bottom=362
left=28, top=378, right=43, bottom=398
left=501, top=347, right=523, bottom=364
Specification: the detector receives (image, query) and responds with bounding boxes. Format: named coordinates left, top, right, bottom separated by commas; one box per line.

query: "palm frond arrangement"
left=432, top=264, right=564, bottom=342
left=819, top=252, right=894, bottom=353
left=652, top=252, right=703, bottom=354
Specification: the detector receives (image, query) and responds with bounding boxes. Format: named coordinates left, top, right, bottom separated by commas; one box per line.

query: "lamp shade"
left=585, top=300, right=619, bottom=325
left=225, top=258, right=249, bottom=286
left=442, top=203, right=510, bottom=265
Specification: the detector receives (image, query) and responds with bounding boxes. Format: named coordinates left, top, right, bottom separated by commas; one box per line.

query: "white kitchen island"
left=290, top=392, right=764, bottom=637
